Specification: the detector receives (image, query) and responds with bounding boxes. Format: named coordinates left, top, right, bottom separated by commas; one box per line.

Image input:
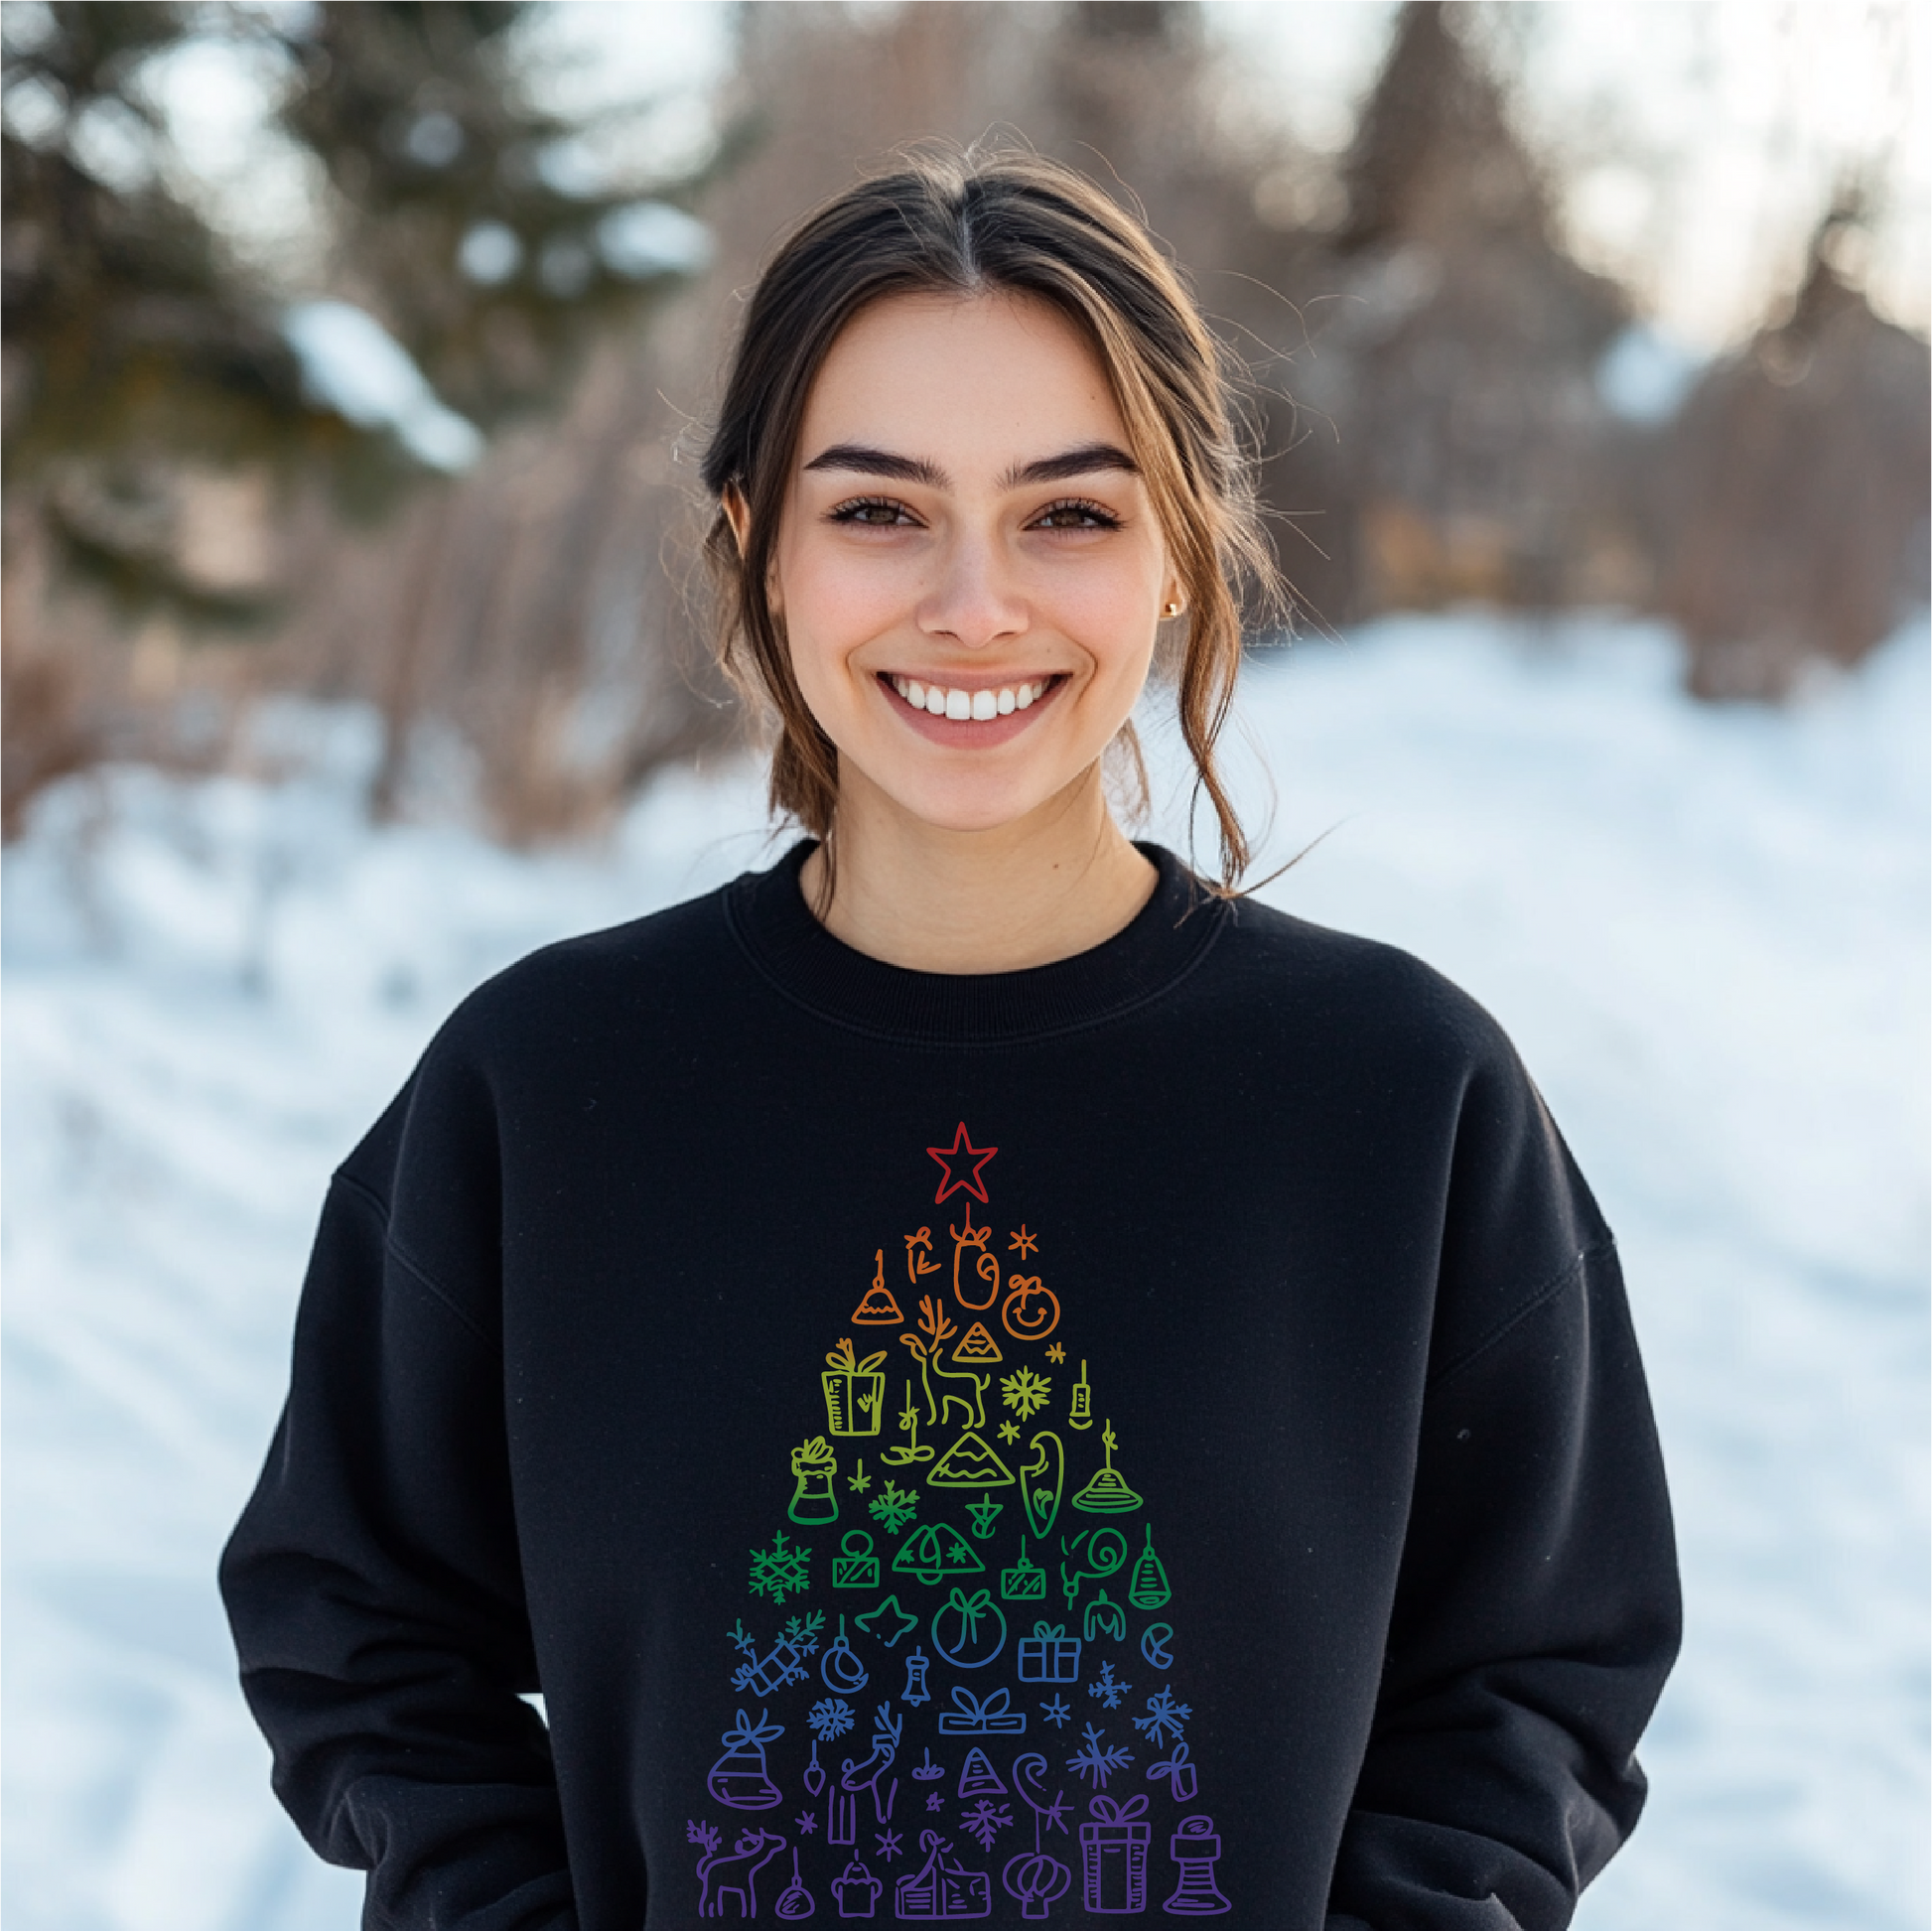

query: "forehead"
left=799, top=292, right=1131, bottom=477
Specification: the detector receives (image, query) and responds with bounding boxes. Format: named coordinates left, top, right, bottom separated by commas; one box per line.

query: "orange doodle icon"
left=951, top=1210, right=1001, bottom=1310
left=1001, top=1275, right=1059, bottom=1342
left=853, top=1251, right=903, bottom=1326
left=904, top=1228, right=941, bottom=1286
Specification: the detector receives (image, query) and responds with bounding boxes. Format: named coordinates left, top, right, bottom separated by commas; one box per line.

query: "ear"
left=721, top=483, right=753, bottom=557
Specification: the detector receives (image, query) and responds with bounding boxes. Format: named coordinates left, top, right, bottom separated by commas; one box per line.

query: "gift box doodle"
left=935, top=1685, right=1028, bottom=1735
left=1079, top=1794, right=1152, bottom=1914
left=1016, top=1621, right=1080, bottom=1683
left=821, top=1338, right=887, bottom=1436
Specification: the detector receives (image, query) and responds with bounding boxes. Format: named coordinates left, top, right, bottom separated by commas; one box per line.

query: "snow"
left=5, top=613, right=1926, bottom=1930
left=281, top=301, right=484, bottom=475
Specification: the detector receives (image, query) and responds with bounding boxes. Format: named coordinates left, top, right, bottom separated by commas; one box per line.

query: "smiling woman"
left=221, top=148, right=1679, bottom=1931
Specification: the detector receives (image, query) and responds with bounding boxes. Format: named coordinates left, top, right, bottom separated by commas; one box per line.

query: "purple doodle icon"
left=894, top=1831, right=992, bottom=1920
left=688, top=1821, right=786, bottom=1918
left=831, top=1855, right=883, bottom=1918
left=774, top=1847, right=817, bottom=1920
left=707, top=1711, right=786, bottom=1811
left=1079, top=1793, right=1152, bottom=1914
left=1163, top=1815, right=1231, bottom=1915
left=1001, top=1752, right=1073, bottom=1922
left=1145, top=1739, right=1197, bottom=1803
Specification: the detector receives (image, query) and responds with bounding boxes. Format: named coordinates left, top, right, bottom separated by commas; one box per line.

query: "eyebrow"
left=799, top=441, right=1140, bottom=492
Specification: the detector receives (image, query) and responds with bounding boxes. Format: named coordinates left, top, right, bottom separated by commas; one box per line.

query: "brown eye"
left=830, top=496, right=914, bottom=527
left=1033, top=498, right=1121, bottom=531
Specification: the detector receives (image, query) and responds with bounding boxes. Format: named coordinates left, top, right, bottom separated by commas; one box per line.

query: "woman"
left=222, top=151, right=1678, bottom=1930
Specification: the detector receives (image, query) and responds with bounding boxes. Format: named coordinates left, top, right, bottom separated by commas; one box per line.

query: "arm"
left=219, top=1070, right=576, bottom=1931
left=1329, top=1053, right=1681, bottom=1928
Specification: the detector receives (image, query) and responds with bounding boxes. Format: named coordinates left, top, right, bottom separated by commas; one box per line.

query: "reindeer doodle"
left=830, top=1701, right=904, bottom=1844
left=688, top=1822, right=786, bottom=1919
left=899, top=1297, right=989, bottom=1430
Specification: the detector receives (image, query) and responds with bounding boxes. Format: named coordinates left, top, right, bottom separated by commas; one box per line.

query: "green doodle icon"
left=1070, top=1422, right=1142, bottom=1514
left=1020, top=1431, right=1065, bottom=1539
left=855, top=1593, right=921, bottom=1647
left=927, top=1429, right=1016, bottom=1488
left=1058, top=1526, right=1128, bottom=1610
left=966, top=1491, right=1003, bottom=1540
left=894, top=1521, right=986, bottom=1586
left=833, top=1531, right=881, bottom=1589
left=1127, top=1525, right=1171, bottom=1609
left=788, top=1437, right=839, bottom=1526
left=1001, top=1537, right=1048, bottom=1602
left=881, top=1381, right=937, bottom=1467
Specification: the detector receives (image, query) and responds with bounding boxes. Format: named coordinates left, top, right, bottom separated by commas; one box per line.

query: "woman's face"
left=765, top=292, right=1177, bottom=838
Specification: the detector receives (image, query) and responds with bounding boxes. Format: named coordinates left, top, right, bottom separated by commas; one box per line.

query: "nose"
left=914, top=531, right=1028, bottom=650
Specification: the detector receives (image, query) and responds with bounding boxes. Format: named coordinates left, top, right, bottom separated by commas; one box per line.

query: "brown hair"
left=700, top=146, right=1279, bottom=889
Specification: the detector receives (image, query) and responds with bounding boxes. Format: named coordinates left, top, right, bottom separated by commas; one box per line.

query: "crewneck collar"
left=724, top=840, right=1229, bottom=1046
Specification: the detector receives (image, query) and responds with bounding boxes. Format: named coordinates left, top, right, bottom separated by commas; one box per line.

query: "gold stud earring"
left=1163, top=600, right=1182, bottom=618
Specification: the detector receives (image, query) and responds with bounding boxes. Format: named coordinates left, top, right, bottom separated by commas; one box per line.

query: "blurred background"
left=3, top=5, right=1926, bottom=1930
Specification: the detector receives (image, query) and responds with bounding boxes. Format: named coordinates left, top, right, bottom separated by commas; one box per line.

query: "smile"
left=886, top=674, right=1055, bottom=721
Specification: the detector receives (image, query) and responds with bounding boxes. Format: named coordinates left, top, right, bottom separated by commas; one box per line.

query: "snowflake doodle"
left=1039, top=1696, right=1071, bottom=1727
left=925, top=1790, right=945, bottom=1811
left=960, top=1799, right=1014, bottom=1851
left=748, top=1530, right=812, bottom=1603
left=1066, top=1723, right=1134, bottom=1790
left=868, top=1480, right=920, bottom=1535
left=1001, top=1367, right=1052, bottom=1421
left=1045, top=1342, right=1066, bottom=1363
left=797, top=1812, right=818, bottom=1835
left=1087, top=1661, right=1133, bottom=1711
left=849, top=1462, right=872, bottom=1493
left=1133, top=1685, right=1192, bottom=1747
left=876, top=1829, right=903, bottom=1862
left=997, top=1421, right=1021, bottom=1444
left=808, top=1698, right=857, bottom=1741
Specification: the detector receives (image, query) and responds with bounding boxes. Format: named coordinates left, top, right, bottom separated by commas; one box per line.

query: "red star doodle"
left=926, top=1123, right=998, bottom=1204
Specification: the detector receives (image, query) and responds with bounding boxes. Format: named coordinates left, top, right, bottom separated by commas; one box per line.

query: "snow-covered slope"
left=5, top=614, right=1925, bottom=1931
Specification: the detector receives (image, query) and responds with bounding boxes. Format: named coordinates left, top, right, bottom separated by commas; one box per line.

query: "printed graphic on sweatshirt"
left=688, top=1127, right=1232, bottom=1920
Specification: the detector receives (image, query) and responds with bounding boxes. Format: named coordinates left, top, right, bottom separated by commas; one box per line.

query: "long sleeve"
left=1326, top=1054, right=1682, bottom=1928
left=219, top=1059, right=576, bottom=1931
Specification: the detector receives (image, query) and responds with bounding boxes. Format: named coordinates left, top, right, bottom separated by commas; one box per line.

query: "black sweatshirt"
left=221, top=843, right=1679, bottom=1931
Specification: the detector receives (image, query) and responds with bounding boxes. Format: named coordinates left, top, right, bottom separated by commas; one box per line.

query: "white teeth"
left=896, top=676, right=1049, bottom=717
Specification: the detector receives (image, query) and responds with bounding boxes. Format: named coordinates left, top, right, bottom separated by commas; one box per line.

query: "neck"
left=799, top=766, right=1158, bottom=974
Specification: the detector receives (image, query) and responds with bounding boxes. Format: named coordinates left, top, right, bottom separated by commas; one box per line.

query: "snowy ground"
left=5, top=612, right=1926, bottom=1931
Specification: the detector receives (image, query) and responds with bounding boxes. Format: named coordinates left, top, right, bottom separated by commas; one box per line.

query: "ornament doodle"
left=1000, top=1537, right=1048, bottom=1602
left=965, top=1491, right=1003, bottom=1540
left=821, top=1617, right=869, bottom=1695
left=881, top=1382, right=936, bottom=1467
left=774, top=1846, right=817, bottom=1920
left=1002, top=1753, right=1073, bottom=1922
left=950, top=1210, right=1001, bottom=1311
left=1000, top=1274, right=1059, bottom=1342
left=1067, top=1360, right=1094, bottom=1431
left=910, top=1746, right=945, bottom=1781
left=931, top=1586, right=1008, bottom=1670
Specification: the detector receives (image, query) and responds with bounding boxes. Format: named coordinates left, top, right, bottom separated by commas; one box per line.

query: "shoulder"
left=1195, top=888, right=1517, bottom=1087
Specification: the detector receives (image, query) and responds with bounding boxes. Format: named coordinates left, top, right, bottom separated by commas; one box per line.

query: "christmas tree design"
left=690, top=1126, right=1228, bottom=1918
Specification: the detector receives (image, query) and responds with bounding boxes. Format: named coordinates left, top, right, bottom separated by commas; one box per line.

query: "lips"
left=888, top=674, right=1052, bottom=722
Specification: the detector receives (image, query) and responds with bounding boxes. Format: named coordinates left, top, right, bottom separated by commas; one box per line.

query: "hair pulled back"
left=700, top=146, right=1278, bottom=889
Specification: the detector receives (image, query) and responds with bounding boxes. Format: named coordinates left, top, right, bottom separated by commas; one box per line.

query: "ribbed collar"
left=723, top=841, right=1229, bottom=1046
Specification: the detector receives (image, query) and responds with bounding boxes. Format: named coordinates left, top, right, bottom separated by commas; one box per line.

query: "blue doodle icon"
left=1140, top=1622, right=1174, bottom=1670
